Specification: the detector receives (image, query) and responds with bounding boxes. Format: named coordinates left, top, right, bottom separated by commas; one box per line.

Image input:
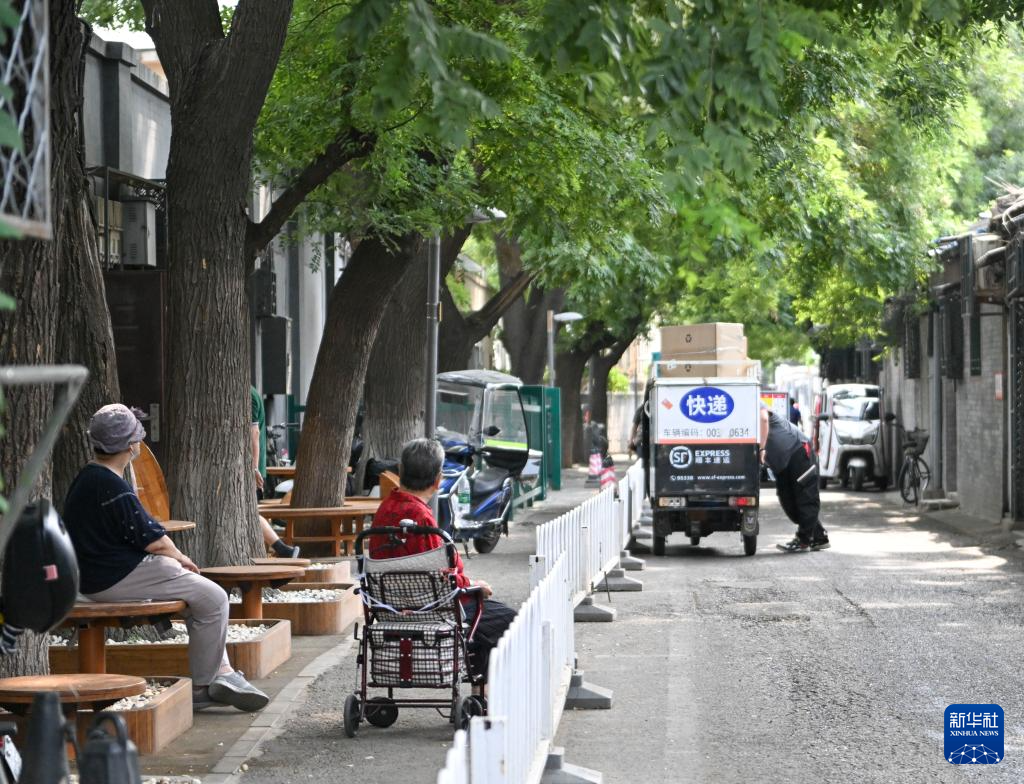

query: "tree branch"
left=464, top=269, right=536, bottom=342
left=245, top=128, right=376, bottom=259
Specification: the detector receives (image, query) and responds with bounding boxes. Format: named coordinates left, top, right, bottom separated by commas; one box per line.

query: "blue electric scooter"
left=434, top=370, right=530, bottom=554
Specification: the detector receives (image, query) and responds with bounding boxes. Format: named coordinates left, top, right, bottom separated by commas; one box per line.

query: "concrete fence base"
left=564, top=670, right=613, bottom=711
left=541, top=747, right=603, bottom=784
left=574, top=595, right=616, bottom=622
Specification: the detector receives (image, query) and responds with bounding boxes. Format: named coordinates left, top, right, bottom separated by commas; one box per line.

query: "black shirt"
left=763, top=405, right=809, bottom=473
left=63, top=464, right=168, bottom=594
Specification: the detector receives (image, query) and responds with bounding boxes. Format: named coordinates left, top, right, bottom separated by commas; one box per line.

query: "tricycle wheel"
left=688, top=536, right=701, bottom=546
left=473, top=527, right=502, bottom=554
left=850, top=465, right=865, bottom=492
left=343, top=694, right=361, bottom=738
left=652, top=535, right=666, bottom=556
left=818, top=475, right=828, bottom=490
left=365, top=696, right=398, bottom=728
left=743, top=534, right=757, bottom=556
left=456, top=695, right=485, bottom=731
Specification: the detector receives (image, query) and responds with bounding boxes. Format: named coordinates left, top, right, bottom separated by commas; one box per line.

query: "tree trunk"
left=589, top=339, right=633, bottom=429
left=52, top=16, right=120, bottom=508
left=362, top=252, right=428, bottom=462
left=52, top=191, right=120, bottom=509
left=144, top=1, right=293, bottom=566
left=0, top=0, right=106, bottom=676
left=363, top=230, right=470, bottom=463
left=495, top=235, right=562, bottom=384
left=438, top=266, right=535, bottom=373
left=555, top=350, right=589, bottom=467
left=292, top=233, right=423, bottom=507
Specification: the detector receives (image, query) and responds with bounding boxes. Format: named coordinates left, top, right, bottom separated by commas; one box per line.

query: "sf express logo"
left=669, top=446, right=692, bottom=469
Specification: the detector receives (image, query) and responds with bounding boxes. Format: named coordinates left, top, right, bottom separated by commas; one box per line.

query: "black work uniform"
left=763, top=407, right=827, bottom=544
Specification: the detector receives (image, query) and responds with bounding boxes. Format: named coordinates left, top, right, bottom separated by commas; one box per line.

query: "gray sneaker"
left=192, top=685, right=215, bottom=711
left=208, top=670, right=269, bottom=712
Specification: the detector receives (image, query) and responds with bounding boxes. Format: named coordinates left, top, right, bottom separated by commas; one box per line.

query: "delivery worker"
left=759, top=403, right=830, bottom=553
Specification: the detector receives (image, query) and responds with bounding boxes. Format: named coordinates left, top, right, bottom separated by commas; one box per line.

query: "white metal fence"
left=438, top=463, right=646, bottom=784
left=533, top=484, right=620, bottom=595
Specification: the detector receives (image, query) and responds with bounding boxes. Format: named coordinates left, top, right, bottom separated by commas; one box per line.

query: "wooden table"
left=265, top=465, right=352, bottom=479
left=161, top=520, right=196, bottom=533
left=65, top=600, right=187, bottom=674
left=252, top=556, right=312, bottom=567
left=258, top=500, right=382, bottom=557
left=200, top=565, right=304, bottom=619
left=0, top=674, right=146, bottom=716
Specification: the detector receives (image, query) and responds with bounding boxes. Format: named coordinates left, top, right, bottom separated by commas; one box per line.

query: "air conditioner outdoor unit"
left=122, top=200, right=157, bottom=267
left=977, top=263, right=1003, bottom=295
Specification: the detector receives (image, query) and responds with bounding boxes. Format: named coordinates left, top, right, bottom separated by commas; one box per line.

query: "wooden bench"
left=258, top=501, right=382, bottom=557
left=63, top=600, right=187, bottom=674
left=257, top=472, right=393, bottom=556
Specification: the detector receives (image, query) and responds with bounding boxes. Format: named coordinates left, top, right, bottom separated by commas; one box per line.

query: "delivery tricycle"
left=644, top=368, right=762, bottom=556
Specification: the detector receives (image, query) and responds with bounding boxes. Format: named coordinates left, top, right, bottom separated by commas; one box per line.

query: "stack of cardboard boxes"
left=659, top=322, right=755, bottom=378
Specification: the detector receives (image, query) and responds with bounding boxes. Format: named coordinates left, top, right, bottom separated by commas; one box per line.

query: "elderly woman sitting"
left=62, top=404, right=269, bottom=712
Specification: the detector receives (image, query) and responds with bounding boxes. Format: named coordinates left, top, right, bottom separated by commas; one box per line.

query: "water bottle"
left=457, top=475, right=471, bottom=520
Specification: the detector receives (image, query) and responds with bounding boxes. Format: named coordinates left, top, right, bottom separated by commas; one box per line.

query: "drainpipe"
left=930, top=308, right=944, bottom=496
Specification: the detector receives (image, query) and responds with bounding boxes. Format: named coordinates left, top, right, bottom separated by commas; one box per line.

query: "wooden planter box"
left=76, top=676, right=193, bottom=755
left=50, top=619, right=291, bottom=680
left=258, top=582, right=360, bottom=635
left=297, top=558, right=352, bottom=584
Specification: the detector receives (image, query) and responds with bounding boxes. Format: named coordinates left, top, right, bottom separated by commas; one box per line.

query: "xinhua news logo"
left=945, top=704, right=1003, bottom=764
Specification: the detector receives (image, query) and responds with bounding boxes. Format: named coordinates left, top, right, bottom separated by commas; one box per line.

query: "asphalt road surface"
left=241, top=486, right=1024, bottom=783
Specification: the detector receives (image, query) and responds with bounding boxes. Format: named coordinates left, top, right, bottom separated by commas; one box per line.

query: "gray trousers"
left=86, top=554, right=230, bottom=685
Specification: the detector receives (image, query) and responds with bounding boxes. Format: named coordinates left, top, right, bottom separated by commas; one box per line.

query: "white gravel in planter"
left=71, top=777, right=201, bottom=784
left=106, top=679, right=174, bottom=711
left=228, top=587, right=344, bottom=603
left=48, top=623, right=272, bottom=647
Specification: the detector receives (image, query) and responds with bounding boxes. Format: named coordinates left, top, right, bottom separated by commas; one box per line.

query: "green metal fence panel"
left=545, top=386, right=561, bottom=490
left=522, top=385, right=561, bottom=492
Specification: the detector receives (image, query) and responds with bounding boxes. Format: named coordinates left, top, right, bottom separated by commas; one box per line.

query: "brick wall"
left=954, top=304, right=1006, bottom=520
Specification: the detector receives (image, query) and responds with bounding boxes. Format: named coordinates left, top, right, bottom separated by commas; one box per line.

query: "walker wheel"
left=456, top=695, right=485, bottom=731
left=343, top=694, right=361, bottom=738
left=365, top=696, right=399, bottom=728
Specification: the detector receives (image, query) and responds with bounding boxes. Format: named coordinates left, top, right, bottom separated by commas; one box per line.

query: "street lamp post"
left=424, top=232, right=442, bottom=440
left=546, top=310, right=584, bottom=388
left=424, top=208, right=507, bottom=440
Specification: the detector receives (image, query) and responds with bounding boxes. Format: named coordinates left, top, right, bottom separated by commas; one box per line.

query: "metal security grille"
left=0, top=0, right=50, bottom=238
left=940, top=296, right=964, bottom=380
left=1011, top=300, right=1024, bottom=521
left=904, top=312, right=921, bottom=379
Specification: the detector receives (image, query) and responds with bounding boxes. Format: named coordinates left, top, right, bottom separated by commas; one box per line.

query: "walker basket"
left=903, top=428, right=929, bottom=457
left=368, top=618, right=459, bottom=688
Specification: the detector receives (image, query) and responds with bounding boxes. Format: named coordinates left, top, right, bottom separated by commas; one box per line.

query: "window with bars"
left=904, top=312, right=921, bottom=379
left=941, top=296, right=964, bottom=379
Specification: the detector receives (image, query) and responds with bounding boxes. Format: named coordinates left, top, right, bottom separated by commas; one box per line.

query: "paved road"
left=241, top=484, right=1024, bottom=783
left=557, top=488, right=1024, bottom=783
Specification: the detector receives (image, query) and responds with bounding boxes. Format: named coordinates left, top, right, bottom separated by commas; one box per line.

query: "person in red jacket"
left=369, top=438, right=516, bottom=682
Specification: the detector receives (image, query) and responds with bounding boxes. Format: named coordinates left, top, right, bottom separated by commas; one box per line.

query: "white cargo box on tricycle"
left=645, top=362, right=762, bottom=556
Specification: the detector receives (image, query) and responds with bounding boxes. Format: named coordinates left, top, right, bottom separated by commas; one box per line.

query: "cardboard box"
left=660, top=346, right=754, bottom=379
left=661, top=323, right=745, bottom=358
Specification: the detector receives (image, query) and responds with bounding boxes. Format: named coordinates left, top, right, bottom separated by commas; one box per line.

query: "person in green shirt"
left=251, top=386, right=300, bottom=558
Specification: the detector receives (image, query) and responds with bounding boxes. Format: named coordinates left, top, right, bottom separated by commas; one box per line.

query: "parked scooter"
left=434, top=370, right=530, bottom=554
